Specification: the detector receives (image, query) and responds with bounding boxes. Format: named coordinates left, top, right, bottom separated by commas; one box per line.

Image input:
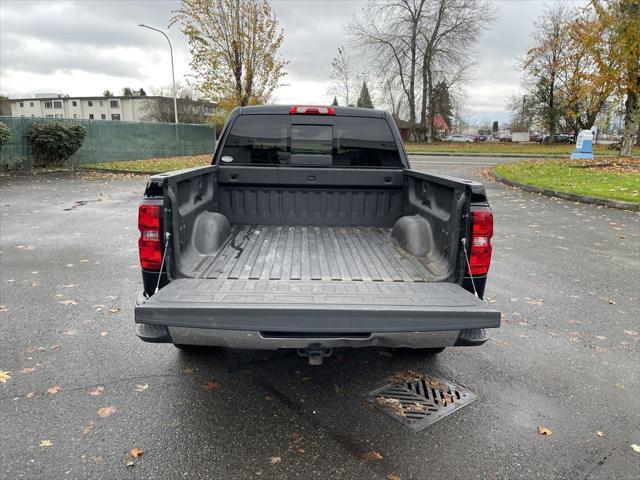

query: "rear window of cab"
left=220, top=115, right=403, bottom=168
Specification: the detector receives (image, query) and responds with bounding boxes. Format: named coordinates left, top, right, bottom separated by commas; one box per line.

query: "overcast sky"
left=0, top=0, right=587, bottom=122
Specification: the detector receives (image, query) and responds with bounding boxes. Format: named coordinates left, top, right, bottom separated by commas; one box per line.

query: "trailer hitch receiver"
left=297, top=344, right=332, bottom=365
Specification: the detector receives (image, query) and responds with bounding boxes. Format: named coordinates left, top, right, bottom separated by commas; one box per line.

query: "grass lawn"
left=82, top=155, right=211, bottom=173
left=404, top=141, right=639, bottom=157
left=494, top=159, right=640, bottom=203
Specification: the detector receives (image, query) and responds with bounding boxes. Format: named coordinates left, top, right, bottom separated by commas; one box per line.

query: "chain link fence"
left=0, top=116, right=216, bottom=171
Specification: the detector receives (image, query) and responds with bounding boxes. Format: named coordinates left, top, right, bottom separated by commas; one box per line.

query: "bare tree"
left=419, top=0, right=494, bottom=142
left=141, top=85, right=215, bottom=124
left=350, top=0, right=426, bottom=140
left=327, top=46, right=356, bottom=106
left=351, top=0, right=492, bottom=141
left=522, top=1, right=573, bottom=138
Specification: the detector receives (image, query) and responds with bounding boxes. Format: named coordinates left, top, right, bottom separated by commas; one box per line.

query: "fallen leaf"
left=0, top=371, right=12, bottom=383
left=333, top=384, right=342, bottom=396
left=624, top=330, right=638, bottom=338
left=106, top=295, right=118, bottom=300
left=134, top=384, right=148, bottom=392
left=108, top=307, right=120, bottom=313
left=81, top=421, right=95, bottom=436
left=26, top=346, right=45, bottom=353
left=631, top=444, right=640, bottom=453
left=20, top=367, right=36, bottom=374
left=39, top=440, right=53, bottom=447
left=361, top=450, right=383, bottom=461
left=407, top=402, right=427, bottom=412
left=183, top=368, right=195, bottom=375
left=47, top=385, right=61, bottom=395
left=270, top=456, right=282, bottom=465
left=130, top=448, right=143, bottom=458
left=62, top=330, right=77, bottom=336
left=596, top=431, right=605, bottom=437
left=99, top=331, right=108, bottom=337
left=376, top=396, right=406, bottom=417
left=80, top=259, right=89, bottom=263
left=264, top=395, right=273, bottom=401
left=26, top=391, right=36, bottom=399
left=94, top=304, right=105, bottom=311
left=59, top=299, right=78, bottom=306
left=125, top=461, right=135, bottom=468
left=388, top=475, right=401, bottom=480
left=595, top=336, right=607, bottom=341
left=89, top=386, right=104, bottom=396
left=201, top=380, right=219, bottom=391
left=607, top=300, right=616, bottom=305
left=97, top=405, right=117, bottom=417
left=440, top=392, right=454, bottom=406
left=537, top=426, right=553, bottom=436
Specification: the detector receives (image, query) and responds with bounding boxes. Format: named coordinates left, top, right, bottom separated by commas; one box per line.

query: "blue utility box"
left=570, top=130, right=594, bottom=160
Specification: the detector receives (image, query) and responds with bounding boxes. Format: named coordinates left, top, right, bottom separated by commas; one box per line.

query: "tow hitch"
left=297, top=344, right=332, bottom=365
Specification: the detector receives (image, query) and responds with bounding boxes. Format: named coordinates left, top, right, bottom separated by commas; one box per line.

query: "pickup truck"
left=135, top=105, right=500, bottom=364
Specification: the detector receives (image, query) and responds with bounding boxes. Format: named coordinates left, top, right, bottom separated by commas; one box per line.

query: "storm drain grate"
left=366, top=371, right=476, bottom=431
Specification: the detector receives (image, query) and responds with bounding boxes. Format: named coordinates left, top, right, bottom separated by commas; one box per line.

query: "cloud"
left=0, top=0, right=584, bottom=116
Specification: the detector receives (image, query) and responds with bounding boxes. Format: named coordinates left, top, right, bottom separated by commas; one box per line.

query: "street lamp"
left=138, top=24, right=178, bottom=124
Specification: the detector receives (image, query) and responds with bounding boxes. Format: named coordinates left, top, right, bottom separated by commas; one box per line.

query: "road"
left=0, top=156, right=638, bottom=479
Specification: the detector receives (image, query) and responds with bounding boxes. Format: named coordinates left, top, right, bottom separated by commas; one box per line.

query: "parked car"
left=541, top=134, right=574, bottom=144
left=499, top=134, right=512, bottom=143
left=134, top=105, right=500, bottom=364
left=475, top=135, right=489, bottom=142
left=447, top=134, right=473, bottom=143
left=529, top=133, right=541, bottom=142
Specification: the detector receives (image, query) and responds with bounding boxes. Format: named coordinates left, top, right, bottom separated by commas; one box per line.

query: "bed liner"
left=191, top=224, right=441, bottom=282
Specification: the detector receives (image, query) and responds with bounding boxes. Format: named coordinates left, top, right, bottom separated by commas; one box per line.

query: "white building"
left=8, top=94, right=216, bottom=122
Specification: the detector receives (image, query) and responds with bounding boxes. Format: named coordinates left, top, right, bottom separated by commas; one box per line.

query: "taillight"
left=467, top=209, right=493, bottom=276
left=289, top=105, right=335, bottom=115
left=138, top=202, right=162, bottom=270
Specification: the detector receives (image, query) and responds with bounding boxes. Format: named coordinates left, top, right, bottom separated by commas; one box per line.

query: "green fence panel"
left=0, top=116, right=216, bottom=170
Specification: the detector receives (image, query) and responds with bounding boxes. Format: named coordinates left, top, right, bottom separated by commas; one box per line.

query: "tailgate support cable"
left=461, top=237, right=478, bottom=298
left=155, top=232, right=171, bottom=294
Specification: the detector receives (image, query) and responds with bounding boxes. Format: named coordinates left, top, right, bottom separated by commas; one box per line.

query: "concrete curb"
left=79, top=167, right=154, bottom=175
left=491, top=171, right=640, bottom=212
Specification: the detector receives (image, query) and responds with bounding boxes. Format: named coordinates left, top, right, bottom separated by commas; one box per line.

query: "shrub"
left=25, top=121, right=86, bottom=167
left=0, top=122, right=10, bottom=148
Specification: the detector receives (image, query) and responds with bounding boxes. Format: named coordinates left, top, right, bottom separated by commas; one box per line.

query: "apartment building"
left=8, top=94, right=216, bottom=122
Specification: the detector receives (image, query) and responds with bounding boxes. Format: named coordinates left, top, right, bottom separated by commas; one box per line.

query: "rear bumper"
left=135, top=290, right=491, bottom=349
left=167, top=327, right=461, bottom=349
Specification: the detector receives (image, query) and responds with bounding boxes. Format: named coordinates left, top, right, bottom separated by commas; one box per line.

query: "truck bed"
left=191, top=224, right=439, bottom=282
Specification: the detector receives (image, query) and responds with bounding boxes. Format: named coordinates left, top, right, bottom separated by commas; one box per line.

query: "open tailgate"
left=135, top=279, right=500, bottom=332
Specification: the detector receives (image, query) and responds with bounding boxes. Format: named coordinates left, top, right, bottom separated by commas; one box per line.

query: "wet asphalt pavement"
left=0, top=156, right=638, bottom=479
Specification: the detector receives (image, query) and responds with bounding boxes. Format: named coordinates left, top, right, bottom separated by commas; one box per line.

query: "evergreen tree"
left=432, top=81, right=452, bottom=128
left=356, top=81, right=373, bottom=108
left=331, top=96, right=338, bottom=106
left=492, top=120, right=499, bottom=133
